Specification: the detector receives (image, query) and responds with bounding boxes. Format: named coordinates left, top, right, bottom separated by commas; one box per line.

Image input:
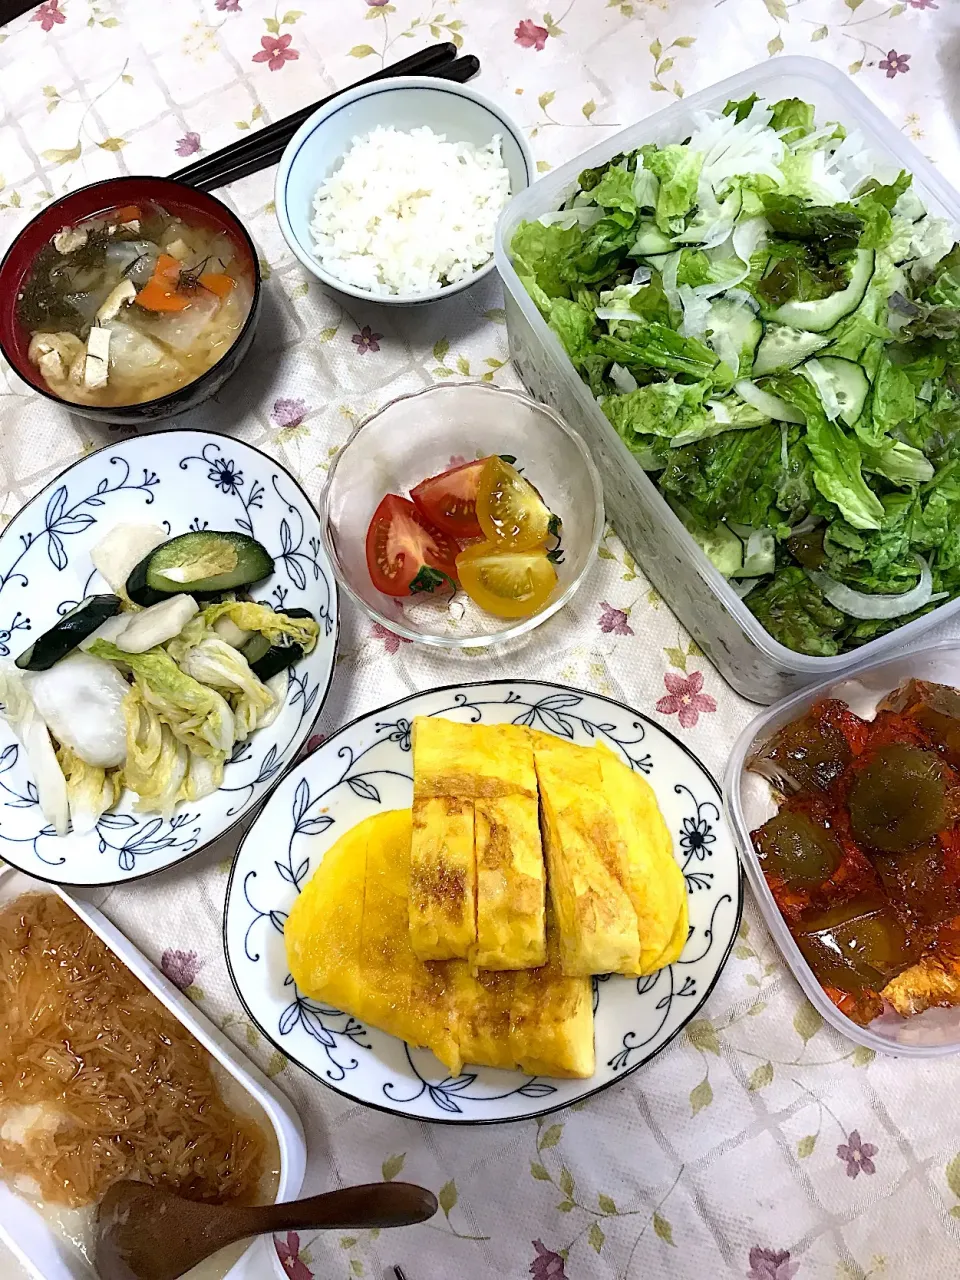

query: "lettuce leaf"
left=761, top=193, right=863, bottom=260
left=577, top=151, right=627, bottom=192
left=602, top=380, right=707, bottom=444
left=768, top=376, right=885, bottom=529
left=642, top=144, right=703, bottom=233
left=569, top=211, right=639, bottom=284
left=547, top=297, right=596, bottom=368
left=592, top=164, right=637, bottom=215
left=90, top=640, right=235, bottom=757
left=853, top=171, right=911, bottom=251
left=861, top=439, right=933, bottom=485
left=511, top=219, right=583, bottom=300
left=769, top=98, right=816, bottom=143
left=869, top=354, right=916, bottom=437
left=597, top=325, right=719, bottom=379
left=723, top=93, right=760, bottom=124
left=747, top=567, right=846, bottom=656
left=658, top=423, right=783, bottom=528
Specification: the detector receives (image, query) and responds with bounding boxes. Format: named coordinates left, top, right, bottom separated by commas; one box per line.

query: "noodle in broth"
left=0, top=893, right=269, bottom=1210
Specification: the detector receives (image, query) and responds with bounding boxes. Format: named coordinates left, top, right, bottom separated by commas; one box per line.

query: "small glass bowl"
left=318, top=383, right=604, bottom=648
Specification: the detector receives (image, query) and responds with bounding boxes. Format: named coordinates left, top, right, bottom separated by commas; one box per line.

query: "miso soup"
left=16, top=201, right=254, bottom=408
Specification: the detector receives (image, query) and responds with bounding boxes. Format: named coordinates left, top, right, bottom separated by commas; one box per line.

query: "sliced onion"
left=537, top=207, right=605, bottom=229
left=789, top=513, right=822, bottom=536
left=679, top=284, right=712, bottom=338
left=802, top=359, right=841, bottom=421
left=735, top=379, right=805, bottom=424
left=631, top=265, right=652, bottom=286
left=707, top=398, right=732, bottom=424
left=732, top=216, right=768, bottom=266
left=725, top=287, right=760, bottom=313
left=633, top=166, right=659, bottom=210
left=609, top=363, right=639, bottom=394
left=660, top=251, right=681, bottom=313
left=709, top=327, right=741, bottom=379
left=806, top=556, right=946, bottom=620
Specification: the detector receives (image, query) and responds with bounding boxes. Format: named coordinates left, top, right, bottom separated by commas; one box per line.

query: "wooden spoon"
left=95, top=1180, right=438, bottom=1280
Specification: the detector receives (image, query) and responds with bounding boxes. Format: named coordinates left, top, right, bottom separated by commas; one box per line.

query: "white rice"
left=309, top=124, right=511, bottom=297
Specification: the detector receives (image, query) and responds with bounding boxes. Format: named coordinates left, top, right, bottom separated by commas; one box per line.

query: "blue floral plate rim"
left=0, top=427, right=339, bottom=887
left=223, top=678, right=743, bottom=1125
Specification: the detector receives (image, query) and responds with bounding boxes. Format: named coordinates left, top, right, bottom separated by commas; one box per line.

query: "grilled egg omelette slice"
left=411, top=717, right=546, bottom=970
left=472, top=725, right=545, bottom=971
left=284, top=807, right=367, bottom=1015
left=285, top=808, right=593, bottom=1078
left=533, top=732, right=641, bottom=977
left=596, top=743, right=688, bottom=973
left=410, top=718, right=479, bottom=960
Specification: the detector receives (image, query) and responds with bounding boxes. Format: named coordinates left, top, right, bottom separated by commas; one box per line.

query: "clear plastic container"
left=494, top=56, right=960, bottom=704
left=0, top=865, right=306, bottom=1279
left=724, top=640, right=960, bottom=1057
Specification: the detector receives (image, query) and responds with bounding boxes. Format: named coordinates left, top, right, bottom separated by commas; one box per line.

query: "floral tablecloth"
left=1, top=1, right=959, bottom=1277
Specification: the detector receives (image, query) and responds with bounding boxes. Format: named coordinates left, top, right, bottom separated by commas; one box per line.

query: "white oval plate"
left=225, top=680, right=742, bottom=1123
left=0, top=430, right=337, bottom=886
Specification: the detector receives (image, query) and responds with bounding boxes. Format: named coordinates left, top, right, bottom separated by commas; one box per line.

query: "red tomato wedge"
left=410, top=458, right=487, bottom=540
left=365, top=494, right=460, bottom=597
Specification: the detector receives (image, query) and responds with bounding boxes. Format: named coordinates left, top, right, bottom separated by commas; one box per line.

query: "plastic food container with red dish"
left=494, top=56, right=960, bottom=705
left=724, top=640, right=960, bottom=1057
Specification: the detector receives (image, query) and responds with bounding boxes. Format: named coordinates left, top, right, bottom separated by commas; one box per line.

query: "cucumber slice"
left=126, top=532, right=274, bottom=606
left=766, top=250, right=875, bottom=333
left=16, top=595, right=122, bottom=671
left=630, top=224, right=675, bottom=256
left=740, top=528, right=776, bottom=577
left=243, top=607, right=314, bottom=682
left=241, top=633, right=271, bottom=667
left=706, top=297, right=763, bottom=375
left=673, top=188, right=742, bottom=247
left=753, top=325, right=830, bottom=375
left=802, top=356, right=870, bottom=427
left=669, top=501, right=743, bottom=576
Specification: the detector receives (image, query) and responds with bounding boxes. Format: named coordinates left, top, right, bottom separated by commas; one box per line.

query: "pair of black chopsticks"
left=171, top=43, right=479, bottom=193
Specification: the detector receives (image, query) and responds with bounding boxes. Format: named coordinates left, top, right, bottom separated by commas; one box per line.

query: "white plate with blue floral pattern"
left=224, top=681, right=742, bottom=1123
left=0, top=429, right=337, bottom=886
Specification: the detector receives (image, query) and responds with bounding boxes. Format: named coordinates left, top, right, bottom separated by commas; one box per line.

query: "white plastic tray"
left=495, top=56, right=960, bottom=704
left=0, top=867, right=306, bottom=1280
left=724, top=640, right=960, bottom=1057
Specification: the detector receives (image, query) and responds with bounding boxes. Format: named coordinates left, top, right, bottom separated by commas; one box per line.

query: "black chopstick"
left=186, top=55, right=481, bottom=194
left=171, top=41, right=458, bottom=189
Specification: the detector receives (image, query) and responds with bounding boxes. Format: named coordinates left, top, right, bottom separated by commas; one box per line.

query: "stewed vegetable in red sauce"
left=749, top=681, right=960, bottom=1025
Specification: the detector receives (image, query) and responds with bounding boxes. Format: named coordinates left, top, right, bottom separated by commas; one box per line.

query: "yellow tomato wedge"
left=476, top=456, right=557, bottom=550
left=456, top=542, right=558, bottom=619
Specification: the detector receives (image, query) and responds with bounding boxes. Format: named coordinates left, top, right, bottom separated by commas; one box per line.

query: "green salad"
left=511, top=92, right=960, bottom=657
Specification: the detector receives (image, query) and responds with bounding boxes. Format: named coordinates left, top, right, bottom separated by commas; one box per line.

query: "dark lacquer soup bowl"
left=0, top=176, right=261, bottom=426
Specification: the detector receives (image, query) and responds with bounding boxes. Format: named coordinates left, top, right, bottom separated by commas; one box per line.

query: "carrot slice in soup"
left=136, top=253, right=190, bottom=312
left=198, top=272, right=234, bottom=300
